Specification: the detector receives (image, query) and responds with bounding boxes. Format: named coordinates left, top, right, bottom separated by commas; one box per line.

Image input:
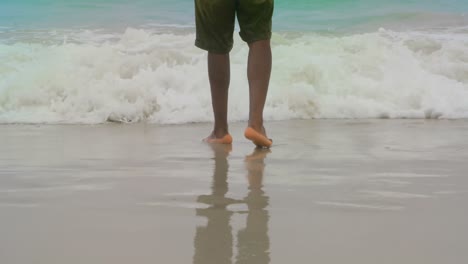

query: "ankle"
left=213, top=127, right=229, bottom=138
left=248, top=120, right=264, bottom=132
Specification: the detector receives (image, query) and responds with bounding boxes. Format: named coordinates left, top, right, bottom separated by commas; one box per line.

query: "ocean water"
left=1, top=0, right=468, bottom=124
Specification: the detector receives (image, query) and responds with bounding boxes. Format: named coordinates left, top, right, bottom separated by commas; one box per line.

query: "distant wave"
left=1, top=27, right=467, bottom=124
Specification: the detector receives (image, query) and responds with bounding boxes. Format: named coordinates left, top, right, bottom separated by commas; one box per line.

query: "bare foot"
left=203, top=132, right=233, bottom=144
left=244, top=126, right=272, bottom=148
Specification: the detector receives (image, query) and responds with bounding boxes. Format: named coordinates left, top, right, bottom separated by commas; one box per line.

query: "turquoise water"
left=1, top=0, right=468, bottom=31
left=1, top=1, right=468, bottom=123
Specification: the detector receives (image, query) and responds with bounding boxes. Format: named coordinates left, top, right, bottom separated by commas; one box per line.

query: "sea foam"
left=0, top=27, right=467, bottom=124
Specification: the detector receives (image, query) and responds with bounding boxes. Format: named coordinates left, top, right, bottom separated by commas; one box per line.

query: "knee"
left=248, top=39, right=271, bottom=49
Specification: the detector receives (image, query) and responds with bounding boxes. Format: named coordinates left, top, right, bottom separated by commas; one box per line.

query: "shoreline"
left=1, top=120, right=468, bottom=264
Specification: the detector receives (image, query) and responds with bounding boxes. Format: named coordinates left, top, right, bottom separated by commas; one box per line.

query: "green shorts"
left=195, top=0, right=274, bottom=53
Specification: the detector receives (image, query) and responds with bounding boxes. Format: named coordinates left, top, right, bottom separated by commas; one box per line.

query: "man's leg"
left=206, top=52, right=231, bottom=140
left=195, top=0, right=236, bottom=143
left=247, top=40, right=272, bottom=138
left=238, top=0, right=274, bottom=147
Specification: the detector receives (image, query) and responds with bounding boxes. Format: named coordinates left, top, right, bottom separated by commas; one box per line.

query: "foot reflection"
left=194, top=144, right=240, bottom=264
left=193, top=146, right=271, bottom=264
left=236, top=149, right=271, bottom=264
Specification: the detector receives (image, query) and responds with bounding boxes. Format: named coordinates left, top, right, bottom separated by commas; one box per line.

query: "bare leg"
left=205, top=52, right=231, bottom=141
left=247, top=40, right=272, bottom=138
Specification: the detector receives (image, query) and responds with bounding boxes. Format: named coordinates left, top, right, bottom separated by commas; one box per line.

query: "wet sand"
left=1, top=120, right=468, bottom=264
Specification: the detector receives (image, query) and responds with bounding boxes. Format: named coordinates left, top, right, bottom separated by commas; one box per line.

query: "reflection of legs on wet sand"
left=193, top=208, right=233, bottom=264
left=236, top=149, right=271, bottom=264
left=193, top=146, right=271, bottom=264
left=193, top=145, right=238, bottom=264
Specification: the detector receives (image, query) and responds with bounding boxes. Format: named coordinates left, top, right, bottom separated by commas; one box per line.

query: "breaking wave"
left=1, top=27, right=467, bottom=124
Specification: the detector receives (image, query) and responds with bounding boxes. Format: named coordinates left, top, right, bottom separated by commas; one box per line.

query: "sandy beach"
left=1, top=120, right=467, bottom=264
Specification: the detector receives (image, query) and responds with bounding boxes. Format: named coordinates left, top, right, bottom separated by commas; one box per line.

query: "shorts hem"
left=195, top=39, right=232, bottom=54
left=240, top=33, right=272, bottom=44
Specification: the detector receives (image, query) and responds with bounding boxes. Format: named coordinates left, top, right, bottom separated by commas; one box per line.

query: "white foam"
left=1, top=27, right=468, bottom=124
left=316, top=201, right=404, bottom=211
left=140, top=201, right=203, bottom=209
left=360, top=190, right=431, bottom=199
left=373, top=172, right=448, bottom=178
left=0, top=184, right=111, bottom=193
